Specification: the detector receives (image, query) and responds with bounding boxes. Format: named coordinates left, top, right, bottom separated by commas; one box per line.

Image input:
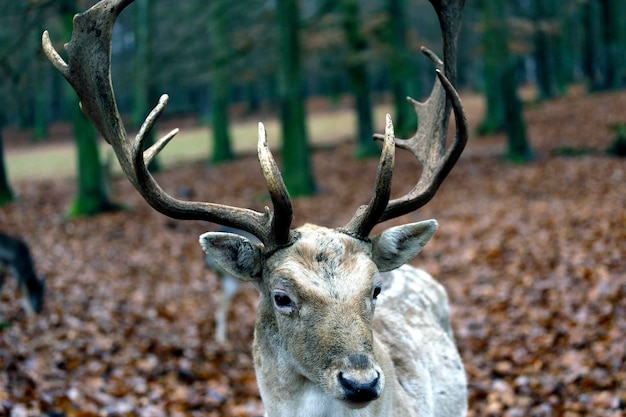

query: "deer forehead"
left=265, top=225, right=378, bottom=298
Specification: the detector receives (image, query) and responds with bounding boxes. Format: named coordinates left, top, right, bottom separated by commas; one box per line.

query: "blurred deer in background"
left=43, top=0, right=468, bottom=415
left=0, top=232, right=45, bottom=315
left=204, top=226, right=259, bottom=344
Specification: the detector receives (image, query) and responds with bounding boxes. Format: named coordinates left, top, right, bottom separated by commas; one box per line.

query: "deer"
left=0, top=232, right=46, bottom=315
left=42, top=0, right=468, bottom=415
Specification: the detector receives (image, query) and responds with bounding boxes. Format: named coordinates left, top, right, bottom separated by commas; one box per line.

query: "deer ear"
left=371, top=220, right=438, bottom=272
left=199, top=232, right=263, bottom=282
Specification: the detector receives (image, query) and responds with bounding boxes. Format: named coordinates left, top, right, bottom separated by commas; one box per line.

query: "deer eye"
left=272, top=290, right=296, bottom=314
left=372, top=285, right=382, bottom=303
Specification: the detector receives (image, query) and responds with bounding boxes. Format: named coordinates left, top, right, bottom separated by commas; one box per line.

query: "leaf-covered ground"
left=1, top=90, right=625, bottom=416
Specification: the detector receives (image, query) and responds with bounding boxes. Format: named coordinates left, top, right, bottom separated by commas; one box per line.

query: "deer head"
left=43, top=0, right=467, bottom=413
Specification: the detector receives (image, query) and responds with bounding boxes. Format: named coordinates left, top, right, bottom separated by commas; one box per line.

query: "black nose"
left=338, top=371, right=380, bottom=403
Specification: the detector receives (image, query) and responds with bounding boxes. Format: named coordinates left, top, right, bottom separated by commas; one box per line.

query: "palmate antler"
left=42, top=0, right=467, bottom=249
left=42, top=0, right=294, bottom=251
left=342, top=0, right=468, bottom=238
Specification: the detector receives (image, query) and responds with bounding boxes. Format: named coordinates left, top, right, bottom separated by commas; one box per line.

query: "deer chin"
left=343, top=399, right=375, bottom=410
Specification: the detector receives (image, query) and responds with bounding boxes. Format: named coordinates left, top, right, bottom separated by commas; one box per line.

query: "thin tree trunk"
left=0, top=125, right=14, bottom=207
left=533, top=0, right=556, bottom=99
left=34, top=59, right=49, bottom=141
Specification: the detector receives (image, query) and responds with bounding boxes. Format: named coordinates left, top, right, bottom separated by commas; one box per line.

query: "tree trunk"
left=340, top=0, right=378, bottom=159
left=209, top=0, right=234, bottom=164
left=502, top=61, right=534, bottom=162
left=533, top=0, right=562, bottom=99
left=581, top=0, right=603, bottom=88
left=244, top=81, right=261, bottom=115
left=276, top=0, right=316, bottom=197
left=478, top=0, right=507, bottom=135
left=557, top=6, right=578, bottom=88
left=387, top=0, right=419, bottom=138
left=479, top=0, right=533, bottom=162
left=533, top=17, right=551, bottom=98
left=34, top=59, right=49, bottom=141
left=133, top=0, right=160, bottom=171
left=60, top=0, right=117, bottom=217
left=68, top=101, right=118, bottom=217
left=600, top=0, right=626, bottom=89
left=0, top=125, right=14, bottom=207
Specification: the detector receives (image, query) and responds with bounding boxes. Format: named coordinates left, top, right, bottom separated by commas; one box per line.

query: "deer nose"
left=338, top=370, right=381, bottom=403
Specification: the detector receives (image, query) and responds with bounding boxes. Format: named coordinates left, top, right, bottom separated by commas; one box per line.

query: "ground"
left=0, top=90, right=625, bottom=416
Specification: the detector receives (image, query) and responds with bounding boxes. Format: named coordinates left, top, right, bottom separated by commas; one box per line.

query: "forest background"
left=1, top=0, right=624, bottom=209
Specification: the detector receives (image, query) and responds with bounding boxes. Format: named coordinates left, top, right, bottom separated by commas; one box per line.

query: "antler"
left=342, top=0, right=468, bottom=238
left=42, top=0, right=294, bottom=250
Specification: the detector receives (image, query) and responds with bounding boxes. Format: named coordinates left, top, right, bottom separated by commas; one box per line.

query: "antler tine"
left=340, top=114, right=396, bottom=239
left=257, top=123, right=294, bottom=246
left=343, top=0, right=467, bottom=238
left=380, top=67, right=468, bottom=222
left=42, top=0, right=293, bottom=250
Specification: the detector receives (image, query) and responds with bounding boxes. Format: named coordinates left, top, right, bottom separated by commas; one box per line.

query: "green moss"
left=0, top=189, right=13, bottom=207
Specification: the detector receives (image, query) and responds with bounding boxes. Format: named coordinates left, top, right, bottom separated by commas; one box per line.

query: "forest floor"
left=1, top=89, right=625, bottom=416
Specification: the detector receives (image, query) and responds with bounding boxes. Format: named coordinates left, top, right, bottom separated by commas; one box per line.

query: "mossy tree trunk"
left=0, top=125, right=14, bottom=207
left=582, top=0, right=626, bottom=90
left=34, top=58, right=49, bottom=141
left=478, top=0, right=507, bottom=135
left=209, top=0, right=234, bottom=164
left=60, top=0, right=117, bottom=217
left=533, top=0, right=566, bottom=99
left=340, top=0, right=378, bottom=159
left=581, top=0, right=603, bottom=88
left=600, top=0, right=626, bottom=90
left=387, top=0, right=419, bottom=139
left=276, top=0, right=316, bottom=197
left=132, top=0, right=160, bottom=172
left=479, top=0, right=534, bottom=162
left=68, top=101, right=118, bottom=217
left=502, top=62, right=534, bottom=163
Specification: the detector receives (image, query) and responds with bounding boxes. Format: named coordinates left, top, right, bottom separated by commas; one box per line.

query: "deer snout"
left=338, top=370, right=381, bottom=403
left=337, top=354, right=382, bottom=404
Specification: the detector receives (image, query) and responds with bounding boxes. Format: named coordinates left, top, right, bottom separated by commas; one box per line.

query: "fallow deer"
left=42, top=0, right=468, bottom=415
left=0, top=232, right=45, bottom=315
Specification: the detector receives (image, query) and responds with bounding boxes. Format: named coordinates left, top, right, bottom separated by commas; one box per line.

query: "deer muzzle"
left=336, top=353, right=383, bottom=406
